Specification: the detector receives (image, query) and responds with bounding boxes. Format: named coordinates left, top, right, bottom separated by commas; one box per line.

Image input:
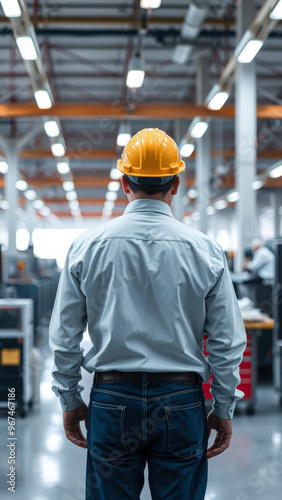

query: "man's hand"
left=63, top=403, right=88, bottom=449
left=206, top=411, right=232, bottom=459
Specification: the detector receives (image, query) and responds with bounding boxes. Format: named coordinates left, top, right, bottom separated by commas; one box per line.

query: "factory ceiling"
left=0, top=0, right=282, bottom=221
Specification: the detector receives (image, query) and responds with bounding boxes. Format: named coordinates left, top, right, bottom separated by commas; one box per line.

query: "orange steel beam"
left=0, top=103, right=235, bottom=119
left=53, top=198, right=127, bottom=205
left=19, top=149, right=117, bottom=160
left=14, top=177, right=196, bottom=189
left=1, top=103, right=282, bottom=120
left=18, top=197, right=127, bottom=205
left=27, top=177, right=114, bottom=188
left=52, top=212, right=124, bottom=218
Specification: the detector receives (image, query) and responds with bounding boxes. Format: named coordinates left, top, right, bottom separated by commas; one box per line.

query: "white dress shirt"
left=49, top=198, right=247, bottom=419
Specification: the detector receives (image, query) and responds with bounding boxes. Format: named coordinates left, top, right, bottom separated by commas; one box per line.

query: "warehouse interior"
left=0, top=1, right=282, bottom=499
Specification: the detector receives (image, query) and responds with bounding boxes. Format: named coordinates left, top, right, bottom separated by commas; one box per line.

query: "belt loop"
left=197, top=374, right=202, bottom=388
left=142, top=372, right=149, bottom=387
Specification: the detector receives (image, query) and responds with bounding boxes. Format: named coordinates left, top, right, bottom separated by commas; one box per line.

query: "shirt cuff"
left=211, top=399, right=237, bottom=419
left=52, top=387, right=84, bottom=411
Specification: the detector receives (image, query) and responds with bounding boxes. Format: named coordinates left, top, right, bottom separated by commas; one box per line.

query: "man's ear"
left=171, top=176, right=180, bottom=195
left=121, top=175, right=130, bottom=194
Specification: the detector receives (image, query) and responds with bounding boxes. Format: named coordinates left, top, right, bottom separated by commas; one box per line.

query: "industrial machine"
left=272, top=239, right=282, bottom=405
left=0, top=299, right=34, bottom=417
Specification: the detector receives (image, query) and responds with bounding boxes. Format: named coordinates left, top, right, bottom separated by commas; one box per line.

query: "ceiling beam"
left=0, top=148, right=279, bottom=161
left=18, top=149, right=117, bottom=160
left=1, top=103, right=282, bottom=119
left=1, top=176, right=281, bottom=194
left=51, top=211, right=124, bottom=218
left=0, top=177, right=195, bottom=189
left=0, top=103, right=234, bottom=119
left=19, top=197, right=127, bottom=205
left=0, top=16, right=234, bottom=27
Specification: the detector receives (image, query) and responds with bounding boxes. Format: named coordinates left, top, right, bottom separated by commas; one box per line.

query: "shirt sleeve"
left=204, top=249, right=247, bottom=419
left=49, top=244, right=87, bottom=411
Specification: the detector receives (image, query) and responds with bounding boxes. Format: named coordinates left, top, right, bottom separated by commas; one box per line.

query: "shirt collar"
left=124, top=198, right=174, bottom=218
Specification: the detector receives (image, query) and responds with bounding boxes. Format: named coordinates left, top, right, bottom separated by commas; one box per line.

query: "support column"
left=4, top=139, right=19, bottom=257
left=173, top=120, right=186, bottom=221
left=196, top=52, right=211, bottom=234
left=271, top=190, right=282, bottom=238
left=235, top=0, right=257, bottom=272
left=26, top=200, right=36, bottom=245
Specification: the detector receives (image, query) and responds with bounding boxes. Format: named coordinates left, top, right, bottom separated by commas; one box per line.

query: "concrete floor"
left=1, top=334, right=282, bottom=500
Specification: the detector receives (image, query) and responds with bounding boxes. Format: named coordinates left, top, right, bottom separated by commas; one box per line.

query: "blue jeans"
left=86, top=373, right=208, bottom=500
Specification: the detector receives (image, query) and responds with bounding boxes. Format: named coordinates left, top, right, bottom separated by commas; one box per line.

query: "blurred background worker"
left=49, top=128, right=246, bottom=500
left=244, top=238, right=275, bottom=282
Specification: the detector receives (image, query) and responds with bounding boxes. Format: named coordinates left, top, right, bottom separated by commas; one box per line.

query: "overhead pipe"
left=2, top=27, right=282, bottom=40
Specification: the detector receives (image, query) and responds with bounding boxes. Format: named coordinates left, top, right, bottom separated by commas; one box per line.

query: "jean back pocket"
left=164, top=401, right=203, bottom=459
left=88, top=401, right=128, bottom=462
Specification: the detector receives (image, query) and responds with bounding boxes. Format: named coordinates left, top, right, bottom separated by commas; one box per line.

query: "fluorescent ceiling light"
left=44, top=120, right=60, bottom=138
left=183, top=216, right=191, bottom=225
left=236, top=30, right=263, bottom=64
left=190, top=118, right=209, bottom=139
left=0, top=0, right=21, bottom=17
left=104, top=200, right=115, bottom=211
left=0, top=200, right=9, bottom=210
left=126, top=54, right=145, bottom=88
left=24, top=189, right=37, bottom=201
left=171, top=45, right=193, bottom=64
left=62, top=181, right=75, bottom=192
left=140, top=0, right=162, bottom=9
left=16, top=36, right=37, bottom=61
left=68, top=200, right=79, bottom=210
left=15, top=179, right=28, bottom=191
left=110, top=168, right=122, bottom=180
left=188, top=188, right=198, bottom=199
left=51, top=143, right=65, bottom=157
left=71, top=209, right=81, bottom=217
left=207, top=84, right=229, bottom=111
left=108, top=181, right=120, bottom=192
left=0, top=161, right=8, bottom=173
left=191, top=211, right=200, bottom=222
left=71, top=213, right=81, bottom=220
left=270, top=1, right=282, bottom=19
left=226, top=191, right=240, bottom=203
left=40, top=207, right=51, bottom=217
left=33, top=199, right=44, bottom=210
left=34, top=90, right=52, bottom=109
left=269, top=163, right=282, bottom=178
left=56, top=162, right=70, bottom=175
left=214, top=199, right=228, bottom=210
left=208, top=91, right=229, bottom=110
left=102, top=207, right=112, bottom=217
left=180, top=142, right=195, bottom=158
left=206, top=206, right=215, bottom=215
left=106, top=191, right=117, bottom=201
left=65, top=191, right=77, bottom=201
left=252, top=179, right=263, bottom=190
left=238, top=40, right=263, bottom=63
left=117, top=122, right=131, bottom=147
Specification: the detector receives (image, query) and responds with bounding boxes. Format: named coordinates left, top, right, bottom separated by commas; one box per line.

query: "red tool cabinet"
left=202, top=332, right=255, bottom=415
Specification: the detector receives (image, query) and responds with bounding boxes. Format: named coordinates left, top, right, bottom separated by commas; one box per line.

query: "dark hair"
left=125, top=175, right=177, bottom=197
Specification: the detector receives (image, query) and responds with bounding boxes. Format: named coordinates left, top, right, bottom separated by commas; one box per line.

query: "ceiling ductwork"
left=171, top=0, right=209, bottom=64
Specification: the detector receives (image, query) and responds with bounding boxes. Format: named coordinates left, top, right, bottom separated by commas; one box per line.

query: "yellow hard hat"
left=117, top=128, right=185, bottom=178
